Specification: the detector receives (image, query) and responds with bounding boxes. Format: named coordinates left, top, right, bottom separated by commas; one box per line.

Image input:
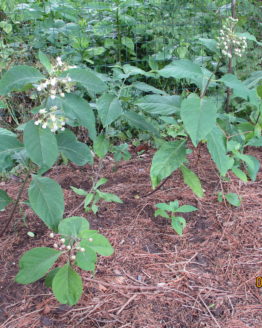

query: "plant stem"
left=0, top=169, right=31, bottom=237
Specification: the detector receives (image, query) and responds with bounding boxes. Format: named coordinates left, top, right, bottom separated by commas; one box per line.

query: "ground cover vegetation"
left=0, top=0, right=262, bottom=325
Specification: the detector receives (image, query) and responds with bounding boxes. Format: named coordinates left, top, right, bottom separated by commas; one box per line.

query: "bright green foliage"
left=124, top=111, right=159, bottom=136
left=93, top=135, right=110, bottom=159
left=0, top=65, right=44, bottom=95
left=38, top=50, right=52, bottom=74
left=154, top=200, right=198, bottom=235
left=218, top=192, right=241, bottom=207
left=56, top=130, right=93, bottom=166
left=96, top=93, right=123, bottom=127
left=52, top=263, right=83, bottom=306
left=28, top=176, right=64, bottom=231
left=180, top=166, right=204, bottom=198
left=0, top=189, right=13, bottom=210
left=0, top=130, right=23, bottom=171
left=136, top=95, right=180, bottom=115
left=15, top=247, right=61, bottom=284
left=220, top=74, right=251, bottom=100
left=150, top=140, right=187, bottom=188
left=24, top=121, right=58, bottom=169
left=180, top=94, right=217, bottom=147
left=58, top=216, right=90, bottom=238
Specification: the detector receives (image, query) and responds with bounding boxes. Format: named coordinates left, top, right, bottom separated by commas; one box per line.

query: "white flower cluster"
left=34, top=106, right=67, bottom=132
left=217, top=17, right=247, bottom=58
left=35, top=57, right=75, bottom=100
left=49, top=233, right=94, bottom=261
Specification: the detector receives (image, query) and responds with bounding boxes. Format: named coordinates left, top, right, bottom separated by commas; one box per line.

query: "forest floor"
left=0, top=145, right=262, bottom=328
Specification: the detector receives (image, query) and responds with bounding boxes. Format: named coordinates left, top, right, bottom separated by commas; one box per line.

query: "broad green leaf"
left=24, top=121, right=58, bottom=169
left=180, top=94, right=217, bottom=147
left=52, top=264, right=83, bottom=305
left=154, top=209, right=169, bottom=219
left=136, top=95, right=181, bottom=115
left=0, top=128, right=16, bottom=137
left=0, top=133, right=23, bottom=169
left=124, top=111, right=159, bottom=136
left=180, top=166, right=204, bottom=198
left=198, top=38, right=218, bottom=52
left=122, top=64, right=153, bottom=77
left=171, top=216, right=186, bottom=235
left=76, top=242, right=97, bottom=272
left=58, top=216, right=90, bottom=238
left=257, top=85, right=262, bottom=99
left=93, top=135, right=110, bottom=158
left=96, top=93, right=122, bottom=127
left=0, top=189, right=13, bottom=210
left=79, top=231, right=114, bottom=256
left=63, top=68, right=107, bottom=94
left=94, top=178, right=108, bottom=189
left=96, top=191, right=123, bottom=203
left=206, top=127, right=234, bottom=176
left=84, top=193, right=94, bottom=208
left=220, top=74, right=251, bottom=100
left=45, top=267, right=60, bottom=288
left=176, top=205, right=198, bottom=213
left=122, top=36, right=134, bottom=52
left=158, top=59, right=203, bottom=87
left=70, top=186, right=88, bottom=196
left=155, top=203, right=173, bottom=212
left=56, top=130, right=93, bottom=166
left=62, top=94, right=96, bottom=140
left=225, top=193, right=241, bottom=207
left=132, top=82, right=167, bottom=95
left=150, top=140, right=187, bottom=188
left=0, top=65, right=44, bottom=95
left=28, top=176, right=64, bottom=231
left=231, top=167, right=248, bottom=182
left=16, top=247, right=61, bottom=284
left=38, top=51, right=52, bottom=73
left=247, top=137, right=262, bottom=147
left=235, top=153, right=260, bottom=181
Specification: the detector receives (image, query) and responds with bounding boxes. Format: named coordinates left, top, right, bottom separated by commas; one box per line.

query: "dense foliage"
left=0, top=0, right=261, bottom=305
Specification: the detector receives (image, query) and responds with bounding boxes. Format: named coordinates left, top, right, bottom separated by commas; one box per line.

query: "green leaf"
left=206, top=127, right=234, bottom=176
left=236, top=32, right=262, bottom=46
left=0, top=189, right=13, bottom=210
left=58, top=216, right=90, bottom=238
left=16, top=247, right=61, bottom=284
left=235, top=153, right=260, bottom=181
left=84, top=193, right=94, bottom=208
left=24, top=121, right=58, bottom=169
left=71, top=186, right=88, bottom=196
left=220, top=74, right=251, bottom=100
left=136, top=95, right=180, bottom=115
left=63, top=68, right=107, bottom=94
left=124, top=111, right=159, bottom=136
left=150, top=140, right=187, bottom=188
left=0, top=65, right=44, bottom=95
left=180, top=166, right=204, bottom=198
left=231, top=167, right=248, bottom=182
left=132, top=82, right=167, bottom=95
left=154, top=209, right=169, bottom=219
left=122, top=36, right=134, bottom=52
left=96, top=93, right=122, bottom=127
left=198, top=38, right=218, bottom=52
left=38, top=51, right=52, bottom=74
left=225, top=193, right=241, bottom=207
left=94, top=178, right=108, bottom=189
left=93, top=135, right=110, bottom=158
left=62, top=94, right=96, bottom=140
left=180, top=94, right=217, bottom=147
left=246, top=136, right=262, bottom=147
left=0, top=133, right=23, bottom=170
left=171, top=216, right=186, bottom=235
left=45, top=267, right=60, bottom=288
left=52, top=263, right=83, bottom=305
left=257, top=85, right=262, bottom=99
left=56, top=129, right=93, bottom=166
left=79, top=231, right=114, bottom=256
left=96, top=191, right=123, bottom=203
left=28, top=176, right=64, bottom=231
left=155, top=203, right=173, bottom=212
left=176, top=205, right=198, bottom=213
left=76, top=242, right=97, bottom=272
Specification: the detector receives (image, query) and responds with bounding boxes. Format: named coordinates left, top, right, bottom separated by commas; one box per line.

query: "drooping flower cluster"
left=49, top=232, right=94, bottom=261
left=217, top=17, right=247, bottom=58
left=34, top=106, right=67, bottom=132
left=35, top=57, right=75, bottom=99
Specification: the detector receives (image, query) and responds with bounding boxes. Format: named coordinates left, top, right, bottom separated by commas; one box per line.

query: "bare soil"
left=0, top=146, right=262, bottom=328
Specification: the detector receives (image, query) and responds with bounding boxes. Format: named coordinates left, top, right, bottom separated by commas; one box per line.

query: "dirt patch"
left=1, top=146, right=262, bottom=328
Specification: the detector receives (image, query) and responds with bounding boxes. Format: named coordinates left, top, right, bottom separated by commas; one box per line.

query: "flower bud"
left=71, top=255, right=76, bottom=260
left=60, top=238, right=65, bottom=243
left=80, top=247, right=85, bottom=252
left=66, top=245, right=71, bottom=250
left=50, top=232, right=54, bottom=238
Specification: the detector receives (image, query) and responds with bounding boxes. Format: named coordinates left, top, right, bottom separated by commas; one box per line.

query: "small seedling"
left=154, top=200, right=198, bottom=235
left=217, top=192, right=241, bottom=207
left=71, top=178, right=123, bottom=214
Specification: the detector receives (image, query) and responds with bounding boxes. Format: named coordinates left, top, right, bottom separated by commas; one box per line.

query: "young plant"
left=217, top=192, right=241, bottom=207
left=16, top=216, right=114, bottom=305
left=154, top=201, right=198, bottom=235
left=71, top=178, right=123, bottom=214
